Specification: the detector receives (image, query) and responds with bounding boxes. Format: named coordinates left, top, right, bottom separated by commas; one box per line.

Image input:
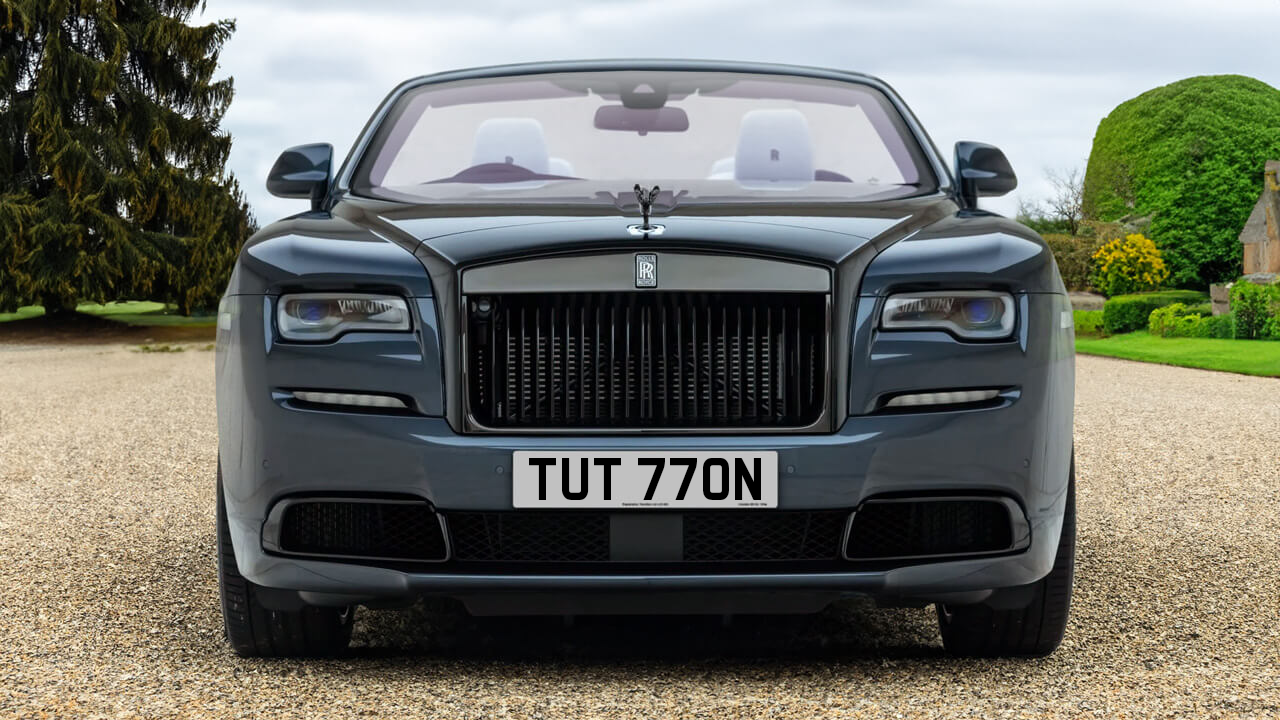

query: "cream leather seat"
left=732, top=109, right=815, bottom=186
left=471, top=118, right=574, bottom=178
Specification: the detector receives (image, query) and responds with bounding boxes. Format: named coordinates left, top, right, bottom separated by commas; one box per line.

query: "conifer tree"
left=0, top=0, right=254, bottom=314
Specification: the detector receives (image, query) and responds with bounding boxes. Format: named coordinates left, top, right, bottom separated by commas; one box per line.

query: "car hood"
left=332, top=194, right=958, bottom=268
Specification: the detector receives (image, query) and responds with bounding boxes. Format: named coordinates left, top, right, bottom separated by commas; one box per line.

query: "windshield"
left=352, top=70, right=937, bottom=207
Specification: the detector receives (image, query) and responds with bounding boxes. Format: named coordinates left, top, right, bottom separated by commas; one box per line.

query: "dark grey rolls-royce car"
left=215, top=60, right=1076, bottom=658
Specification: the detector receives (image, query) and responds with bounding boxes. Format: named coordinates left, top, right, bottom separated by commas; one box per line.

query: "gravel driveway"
left=1, top=344, right=1277, bottom=718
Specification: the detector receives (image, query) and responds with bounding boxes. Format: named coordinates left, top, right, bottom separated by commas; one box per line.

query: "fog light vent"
left=844, top=498, right=1020, bottom=561
left=271, top=499, right=447, bottom=562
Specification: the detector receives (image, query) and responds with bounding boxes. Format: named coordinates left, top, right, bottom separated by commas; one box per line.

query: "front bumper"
left=216, top=292, right=1074, bottom=610
left=219, top=403, right=1068, bottom=607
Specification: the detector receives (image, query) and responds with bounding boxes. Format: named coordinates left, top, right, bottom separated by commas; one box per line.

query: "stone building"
left=1212, top=161, right=1280, bottom=314
left=1240, top=160, right=1280, bottom=276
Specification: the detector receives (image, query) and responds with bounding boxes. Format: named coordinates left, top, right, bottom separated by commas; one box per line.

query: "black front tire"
left=936, top=457, right=1076, bottom=657
left=217, top=464, right=353, bottom=657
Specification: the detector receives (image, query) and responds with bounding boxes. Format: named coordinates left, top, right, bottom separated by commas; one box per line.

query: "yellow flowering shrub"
left=1090, top=233, right=1169, bottom=297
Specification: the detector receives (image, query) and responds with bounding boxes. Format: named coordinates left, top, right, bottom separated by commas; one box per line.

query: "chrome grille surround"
left=459, top=252, right=833, bottom=433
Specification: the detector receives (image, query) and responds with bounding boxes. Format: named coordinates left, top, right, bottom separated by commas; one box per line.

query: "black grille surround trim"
left=841, top=496, right=1029, bottom=562
left=262, top=497, right=451, bottom=564
left=461, top=290, right=832, bottom=433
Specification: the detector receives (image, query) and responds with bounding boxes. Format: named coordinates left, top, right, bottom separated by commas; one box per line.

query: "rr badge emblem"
left=635, top=253, right=657, bottom=288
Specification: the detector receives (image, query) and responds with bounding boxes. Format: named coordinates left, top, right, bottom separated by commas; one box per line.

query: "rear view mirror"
left=267, top=143, right=333, bottom=211
left=954, top=141, right=1017, bottom=208
left=593, top=105, right=689, bottom=135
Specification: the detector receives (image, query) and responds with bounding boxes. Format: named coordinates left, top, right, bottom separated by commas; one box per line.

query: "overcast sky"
left=203, top=0, right=1280, bottom=224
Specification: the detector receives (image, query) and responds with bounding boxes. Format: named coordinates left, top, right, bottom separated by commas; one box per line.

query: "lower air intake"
left=844, top=498, right=1017, bottom=561
left=682, top=511, right=847, bottom=562
left=449, top=512, right=611, bottom=563
left=276, top=499, right=447, bottom=562
left=448, top=511, right=849, bottom=563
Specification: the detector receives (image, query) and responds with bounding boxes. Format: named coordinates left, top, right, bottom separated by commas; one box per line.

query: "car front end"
left=215, top=61, right=1076, bottom=657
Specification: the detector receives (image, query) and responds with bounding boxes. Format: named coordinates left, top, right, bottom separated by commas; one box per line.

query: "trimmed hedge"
left=1074, top=310, right=1105, bottom=336
left=1148, top=303, right=1235, bottom=338
left=1102, top=290, right=1208, bottom=334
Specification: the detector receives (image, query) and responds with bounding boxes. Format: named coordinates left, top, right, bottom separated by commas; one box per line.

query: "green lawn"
left=1076, top=331, right=1280, bottom=377
left=0, top=301, right=215, bottom=327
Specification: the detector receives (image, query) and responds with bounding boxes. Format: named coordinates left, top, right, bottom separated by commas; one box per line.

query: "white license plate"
left=512, top=451, right=778, bottom=509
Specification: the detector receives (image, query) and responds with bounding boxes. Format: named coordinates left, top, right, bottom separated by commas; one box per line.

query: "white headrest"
left=547, top=157, right=575, bottom=177
left=471, top=118, right=550, bottom=174
left=708, top=156, right=735, bottom=179
left=733, top=109, right=814, bottom=183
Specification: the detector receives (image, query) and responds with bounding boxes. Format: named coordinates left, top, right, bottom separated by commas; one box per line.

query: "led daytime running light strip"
left=292, top=391, right=408, bottom=409
left=884, top=389, right=1000, bottom=408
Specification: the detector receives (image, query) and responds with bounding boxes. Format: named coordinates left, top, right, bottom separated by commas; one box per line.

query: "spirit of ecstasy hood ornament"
left=631, top=183, right=663, bottom=235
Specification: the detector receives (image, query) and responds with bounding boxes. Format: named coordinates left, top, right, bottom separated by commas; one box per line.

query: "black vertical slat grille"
left=466, top=292, right=827, bottom=429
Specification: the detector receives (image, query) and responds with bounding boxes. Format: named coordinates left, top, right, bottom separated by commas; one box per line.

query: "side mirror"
left=954, top=141, right=1016, bottom=208
left=267, top=143, right=333, bottom=211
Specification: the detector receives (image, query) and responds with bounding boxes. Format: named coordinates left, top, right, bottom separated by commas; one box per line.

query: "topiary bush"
left=1146, top=302, right=1233, bottom=335
left=1148, top=303, right=1192, bottom=337
left=1090, top=233, right=1169, bottom=297
left=1229, top=281, right=1280, bottom=339
left=1147, top=303, right=1233, bottom=338
left=1103, top=289, right=1209, bottom=334
left=1082, top=75, right=1280, bottom=287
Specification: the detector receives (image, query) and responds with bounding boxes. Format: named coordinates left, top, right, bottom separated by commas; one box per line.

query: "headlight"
left=277, top=293, right=410, bottom=341
left=880, top=291, right=1015, bottom=339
